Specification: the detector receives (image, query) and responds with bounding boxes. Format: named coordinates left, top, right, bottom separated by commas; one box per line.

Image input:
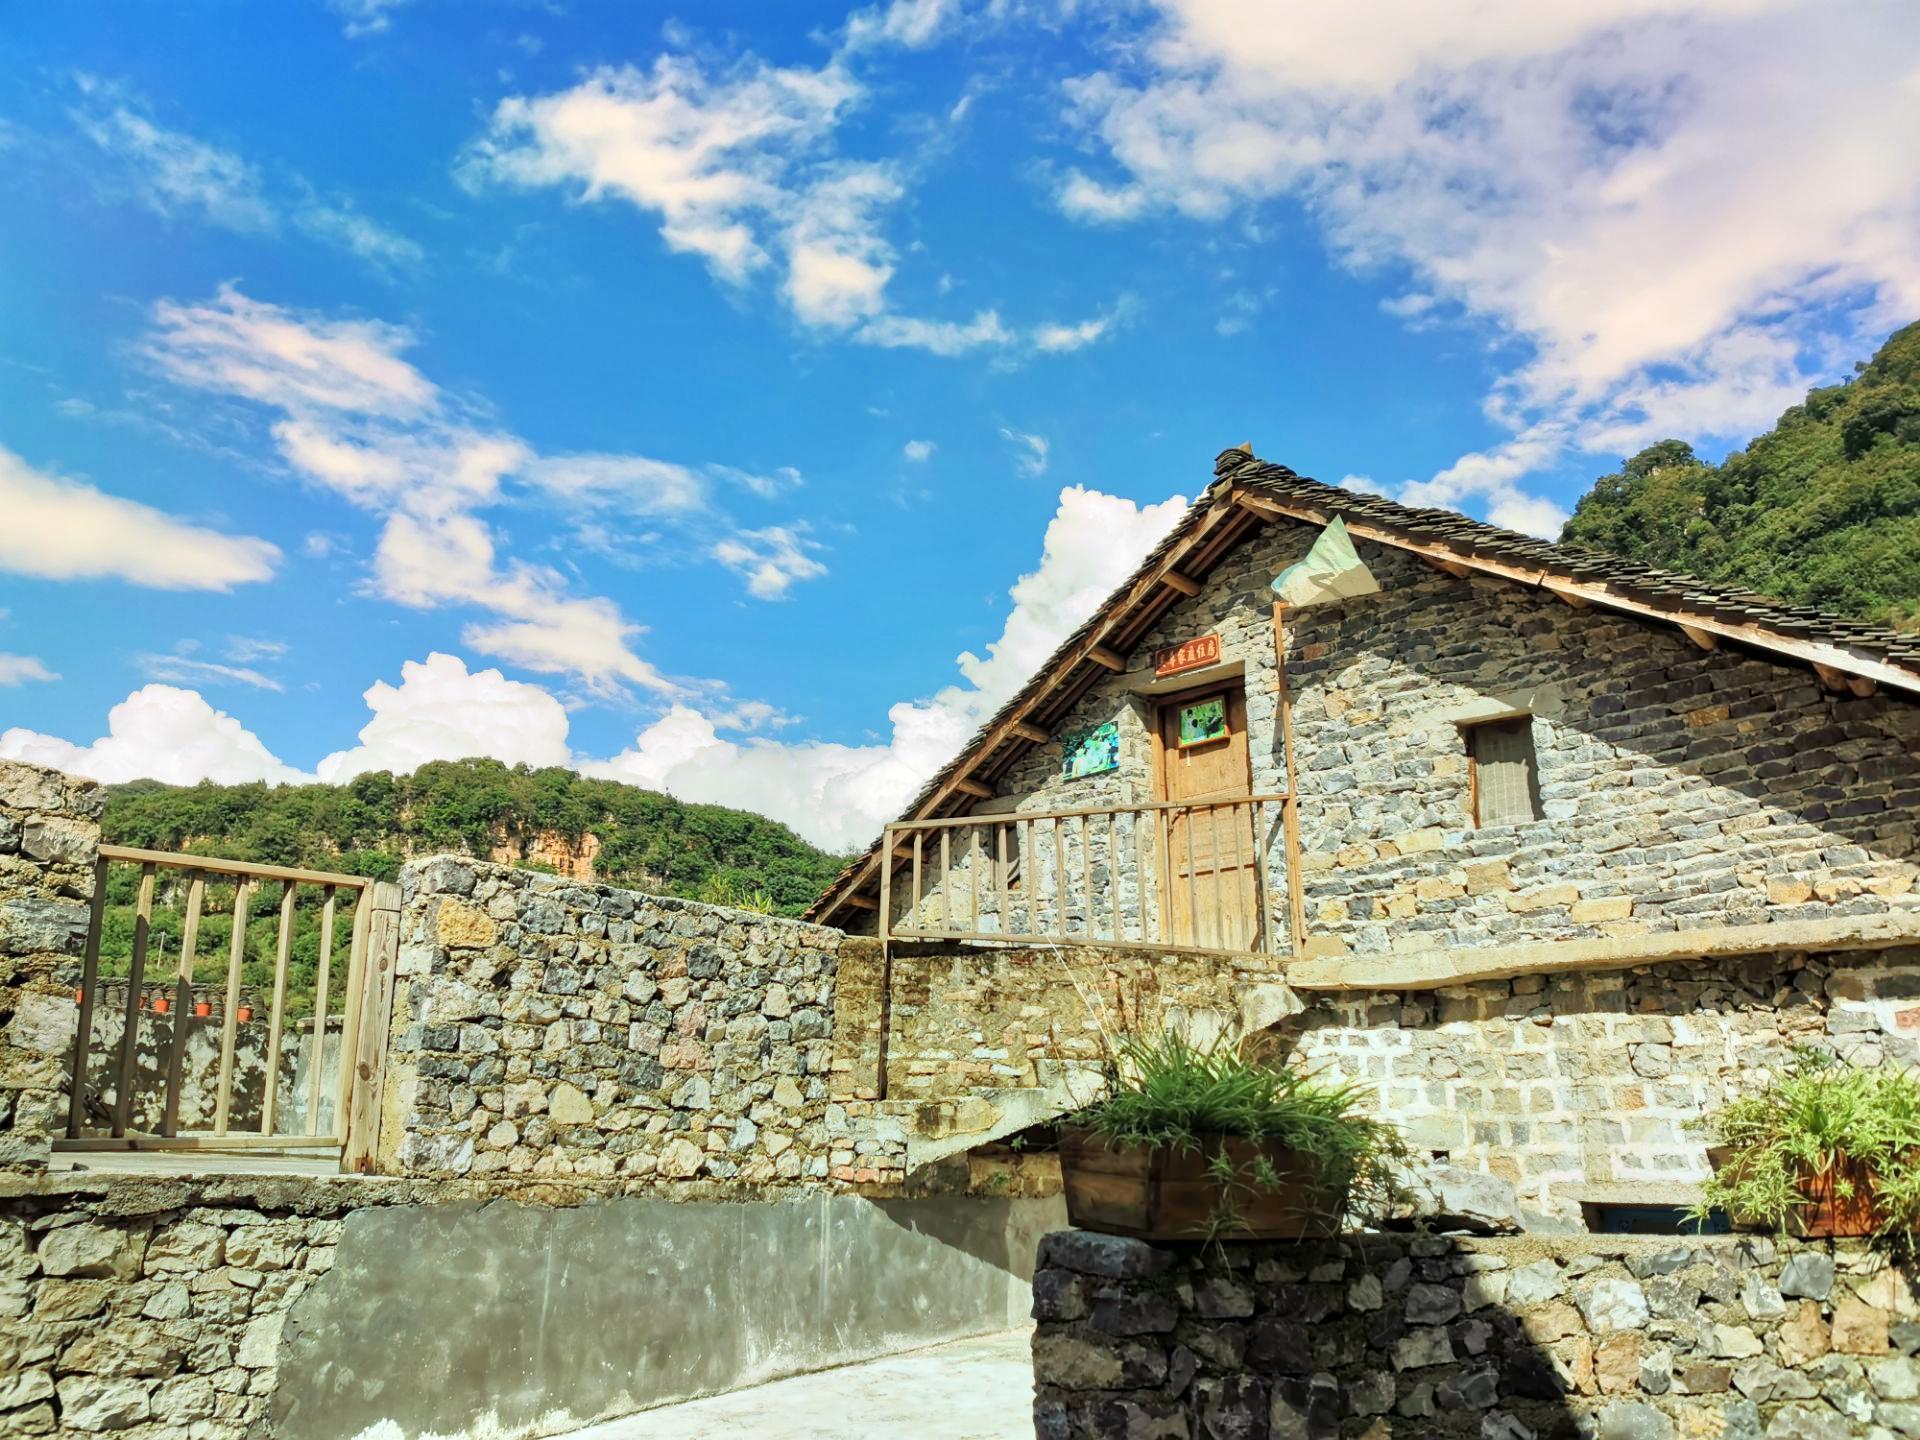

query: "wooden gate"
left=56, top=845, right=402, bottom=1172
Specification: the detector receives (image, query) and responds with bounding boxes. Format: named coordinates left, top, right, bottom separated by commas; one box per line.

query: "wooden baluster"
left=1106, top=811, right=1122, bottom=943
left=112, top=863, right=157, bottom=1137
left=1230, top=800, right=1250, bottom=951
left=1131, top=811, right=1147, bottom=943
left=1251, top=801, right=1272, bottom=953
left=969, top=824, right=981, bottom=936
left=910, top=833, right=923, bottom=936
left=1208, top=805, right=1227, bottom=950
left=213, top=879, right=252, bottom=1136
left=1080, top=817, right=1094, bottom=942
left=161, top=875, right=205, bottom=1137
left=260, top=880, right=297, bottom=1136
left=1022, top=818, right=1036, bottom=937
left=332, top=887, right=373, bottom=1141
left=1052, top=818, right=1069, bottom=941
left=307, top=885, right=337, bottom=1136
left=879, top=829, right=893, bottom=943
left=939, top=829, right=951, bottom=935
left=66, top=856, right=110, bottom=1138
left=995, top=823, right=1008, bottom=937
left=1175, top=817, right=1190, bottom=952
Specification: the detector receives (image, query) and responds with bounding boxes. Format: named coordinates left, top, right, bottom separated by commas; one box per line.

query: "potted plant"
left=1058, top=1032, right=1407, bottom=1242
left=194, top=999, right=213, bottom=1017
left=1692, top=1048, right=1920, bottom=1243
left=152, top=994, right=171, bottom=1015
left=236, top=1004, right=254, bottom=1023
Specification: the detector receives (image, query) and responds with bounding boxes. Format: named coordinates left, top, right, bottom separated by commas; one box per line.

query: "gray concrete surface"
left=276, top=1192, right=1063, bottom=1440
left=557, top=1329, right=1035, bottom=1440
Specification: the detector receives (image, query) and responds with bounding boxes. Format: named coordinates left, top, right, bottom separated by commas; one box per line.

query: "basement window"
left=1466, top=716, right=1541, bottom=826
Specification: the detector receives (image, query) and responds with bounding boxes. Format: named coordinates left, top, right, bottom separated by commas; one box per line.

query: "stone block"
left=1572, top=896, right=1634, bottom=923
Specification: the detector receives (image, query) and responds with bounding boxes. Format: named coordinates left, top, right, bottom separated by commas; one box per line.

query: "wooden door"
left=1156, top=683, right=1260, bottom=950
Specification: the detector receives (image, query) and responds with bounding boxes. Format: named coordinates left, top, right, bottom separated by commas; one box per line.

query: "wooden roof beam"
left=1088, top=645, right=1128, bottom=672
left=1679, top=624, right=1718, bottom=652
left=1423, top=556, right=1471, bottom=580
left=952, top=777, right=994, bottom=799
left=1161, top=570, right=1202, bottom=597
left=1009, top=720, right=1050, bottom=743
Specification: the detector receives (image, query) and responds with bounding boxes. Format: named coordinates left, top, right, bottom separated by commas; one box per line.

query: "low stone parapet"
left=1030, top=1227, right=1920, bottom=1438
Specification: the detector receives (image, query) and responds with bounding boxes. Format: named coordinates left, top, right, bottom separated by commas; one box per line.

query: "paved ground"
left=559, top=1330, right=1036, bottom=1440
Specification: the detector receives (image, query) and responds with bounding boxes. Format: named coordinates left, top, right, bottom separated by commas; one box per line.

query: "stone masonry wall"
left=1032, top=1227, right=1920, bottom=1440
left=923, top=514, right=1920, bottom=958
left=385, top=857, right=906, bottom=1186
left=1286, top=944, right=1920, bottom=1228
left=0, top=760, right=103, bottom=1172
left=0, top=1175, right=356, bottom=1439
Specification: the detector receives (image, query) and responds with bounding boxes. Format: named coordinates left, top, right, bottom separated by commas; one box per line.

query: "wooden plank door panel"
left=1158, top=685, right=1259, bottom=950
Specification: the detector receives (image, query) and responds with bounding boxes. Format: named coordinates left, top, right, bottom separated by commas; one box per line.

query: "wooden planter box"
left=1059, top=1125, right=1348, bottom=1241
left=1707, top=1145, right=1886, bottom=1239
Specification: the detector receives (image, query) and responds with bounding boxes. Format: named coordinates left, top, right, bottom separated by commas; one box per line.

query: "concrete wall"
left=0, top=760, right=103, bottom=1171
left=279, top=1189, right=1061, bottom=1438
left=0, top=1171, right=1061, bottom=1440
left=1031, top=1226, right=1920, bottom=1439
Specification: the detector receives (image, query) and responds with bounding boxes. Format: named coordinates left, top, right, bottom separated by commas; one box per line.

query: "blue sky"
left=2, top=0, right=1916, bottom=849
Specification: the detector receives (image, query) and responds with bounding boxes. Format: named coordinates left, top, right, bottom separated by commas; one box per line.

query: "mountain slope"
left=1562, top=321, right=1920, bottom=630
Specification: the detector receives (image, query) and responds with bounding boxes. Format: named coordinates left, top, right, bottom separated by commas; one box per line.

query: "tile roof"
left=806, top=447, right=1920, bottom=925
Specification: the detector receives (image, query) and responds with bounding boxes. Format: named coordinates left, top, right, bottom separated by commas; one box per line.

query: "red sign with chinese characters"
left=1152, top=633, right=1221, bottom=678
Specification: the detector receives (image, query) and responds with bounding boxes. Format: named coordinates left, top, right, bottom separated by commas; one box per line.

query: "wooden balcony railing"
left=880, top=794, right=1293, bottom=955
left=60, top=845, right=401, bottom=1167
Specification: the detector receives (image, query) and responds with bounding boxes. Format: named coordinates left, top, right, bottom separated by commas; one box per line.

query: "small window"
left=1467, top=716, right=1541, bottom=826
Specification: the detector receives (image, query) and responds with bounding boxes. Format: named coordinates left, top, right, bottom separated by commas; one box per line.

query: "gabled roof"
left=807, top=446, right=1920, bottom=926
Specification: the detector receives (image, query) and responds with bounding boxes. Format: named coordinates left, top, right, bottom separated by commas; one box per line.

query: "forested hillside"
left=1562, top=321, right=1920, bottom=629
left=92, top=761, right=849, bottom=1017
left=104, top=759, right=847, bottom=912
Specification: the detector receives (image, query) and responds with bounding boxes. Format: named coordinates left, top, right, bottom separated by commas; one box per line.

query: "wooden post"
left=332, top=887, right=374, bottom=1142
left=213, top=879, right=252, bottom=1136
left=1107, top=811, right=1122, bottom=943
left=1273, top=601, right=1309, bottom=957
left=878, top=831, right=893, bottom=943
left=1130, top=811, right=1146, bottom=944
left=1021, top=817, right=1036, bottom=935
left=1080, top=817, right=1094, bottom=943
left=65, top=856, right=110, bottom=1138
left=1052, top=818, right=1069, bottom=941
left=1230, top=801, right=1249, bottom=950
left=938, top=829, right=951, bottom=935
left=161, top=876, right=205, bottom=1137
left=968, top=824, right=981, bottom=935
left=342, top=880, right=403, bottom=1173
left=909, top=834, right=923, bottom=937
left=111, top=863, right=157, bottom=1138
left=259, top=880, right=296, bottom=1136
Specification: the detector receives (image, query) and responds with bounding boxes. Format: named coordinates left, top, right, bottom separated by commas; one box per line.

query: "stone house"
left=809, top=445, right=1920, bottom=1228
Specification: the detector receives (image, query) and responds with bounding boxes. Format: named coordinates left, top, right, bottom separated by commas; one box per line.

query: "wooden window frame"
left=1462, top=713, right=1541, bottom=827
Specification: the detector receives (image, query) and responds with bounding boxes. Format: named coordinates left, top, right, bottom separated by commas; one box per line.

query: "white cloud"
left=462, top=50, right=1023, bottom=354
left=1032, top=317, right=1108, bottom=353
left=8, top=485, right=1189, bottom=847
left=1060, top=0, right=1920, bottom=526
left=295, top=203, right=427, bottom=273
left=859, top=310, right=1011, bottom=355
left=592, top=485, right=1189, bottom=848
left=142, top=284, right=806, bottom=695
left=70, top=79, right=275, bottom=232
left=328, top=0, right=410, bottom=39
left=903, top=439, right=936, bottom=462
left=0, top=685, right=308, bottom=786
left=137, top=652, right=284, bottom=692
left=710, top=526, right=829, bottom=600
left=842, top=0, right=963, bottom=52
left=0, top=655, right=57, bottom=686
left=1000, top=426, right=1050, bottom=477
left=224, top=636, right=289, bottom=664
left=0, top=443, right=279, bottom=590
left=316, top=653, right=571, bottom=782
left=70, top=78, right=421, bottom=272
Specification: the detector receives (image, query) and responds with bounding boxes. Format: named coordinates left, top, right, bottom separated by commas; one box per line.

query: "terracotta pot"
left=194, top=1001, right=213, bottom=1017
left=73, top=989, right=84, bottom=1005
left=152, top=997, right=171, bottom=1015
left=236, top=1005, right=254, bottom=1022
left=1058, top=1125, right=1349, bottom=1242
left=1708, top=1145, right=1886, bottom=1238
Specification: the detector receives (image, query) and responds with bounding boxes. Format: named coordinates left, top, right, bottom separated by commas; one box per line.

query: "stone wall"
left=1, top=1170, right=1060, bottom=1440
left=0, top=761, right=103, bottom=1171
left=916, top=515, right=1920, bottom=958
left=1287, top=944, right=1920, bottom=1228
left=1031, top=1227, right=1920, bottom=1439
left=384, top=857, right=906, bottom=1186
